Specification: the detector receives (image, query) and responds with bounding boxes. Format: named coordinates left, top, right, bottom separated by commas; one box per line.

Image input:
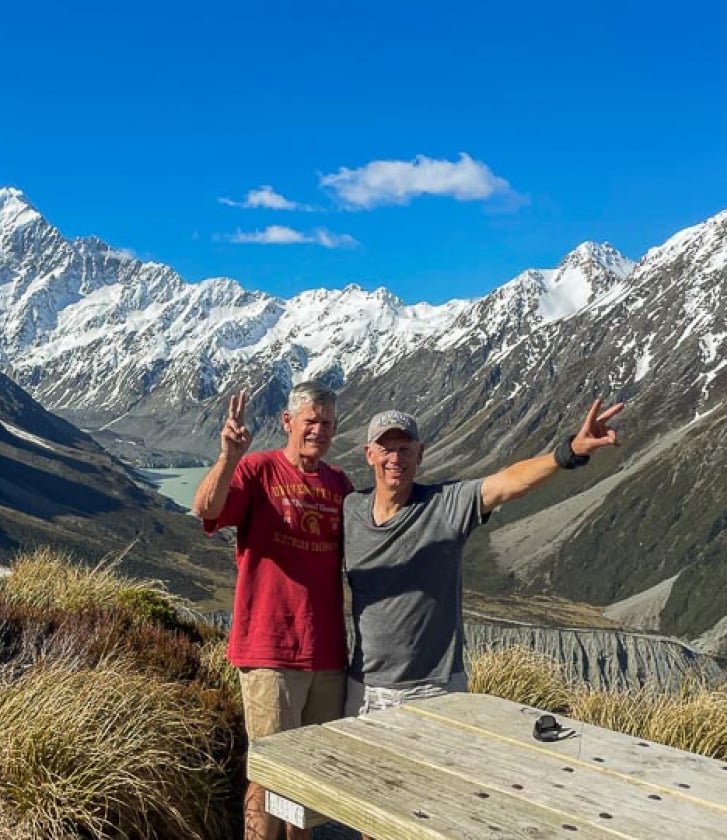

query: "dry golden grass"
left=0, top=546, right=245, bottom=840
left=468, top=646, right=727, bottom=761
left=199, top=637, right=240, bottom=697
left=1, top=545, right=200, bottom=624
left=0, top=661, right=233, bottom=839
left=2, top=546, right=724, bottom=839
left=463, top=591, right=620, bottom=629
left=569, top=676, right=727, bottom=760
left=467, top=644, right=574, bottom=711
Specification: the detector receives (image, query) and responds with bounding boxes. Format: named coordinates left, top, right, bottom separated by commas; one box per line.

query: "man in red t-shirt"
left=192, top=381, right=353, bottom=840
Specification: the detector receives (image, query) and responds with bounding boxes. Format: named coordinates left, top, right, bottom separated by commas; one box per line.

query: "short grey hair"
left=287, top=380, right=338, bottom=415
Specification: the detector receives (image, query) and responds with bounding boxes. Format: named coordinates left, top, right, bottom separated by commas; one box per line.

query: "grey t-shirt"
left=343, top=479, right=487, bottom=688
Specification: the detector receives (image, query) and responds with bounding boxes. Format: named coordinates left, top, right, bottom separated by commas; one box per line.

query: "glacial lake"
left=137, top=466, right=211, bottom=511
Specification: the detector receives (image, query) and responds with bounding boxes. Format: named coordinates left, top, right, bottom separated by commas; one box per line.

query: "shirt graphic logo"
left=301, top=510, right=323, bottom=535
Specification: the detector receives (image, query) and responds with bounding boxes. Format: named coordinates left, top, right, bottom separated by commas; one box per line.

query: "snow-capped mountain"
left=0, top=187, right=471, bottom=456
left=0, top=185, right=631, bottom=462
left=2, top=185, right=726, bottom=654
left=325, top=205, right=726, bottom=657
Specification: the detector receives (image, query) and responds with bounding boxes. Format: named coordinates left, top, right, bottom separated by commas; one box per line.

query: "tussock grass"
left=1, top=545, right=198, bottom=626
left=0, top=661, right=232, bottom=839
left=569, top=676, right=727, bottom=760
left=2, top=546, right=724, bottom=837
left=200, top=637, right=241, bottom=697
left=0, top=546, right=245, bottom=840
left=468, top=646, right=727, bottom=760
left=467, top=645, right=574, bottom=711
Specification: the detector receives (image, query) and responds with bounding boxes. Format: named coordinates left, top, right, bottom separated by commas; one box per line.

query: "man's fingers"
left=228, top=390, right=247, bottom=423
left=574, top=399, right=624, bottom=450
left=596, top=402, right=625, bottom=424
left=591, top=401, right=624, bottom=448
left=590, top=429, right=619, bottom=448
left=584, top=398, right=603, bottom=428
left=577, top=399, right=601, bottom=436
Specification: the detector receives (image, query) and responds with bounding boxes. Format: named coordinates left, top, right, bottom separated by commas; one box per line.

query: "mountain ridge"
left=1, top=186, right=725, bottom=656
left=0, top=188, right=630, bottom=464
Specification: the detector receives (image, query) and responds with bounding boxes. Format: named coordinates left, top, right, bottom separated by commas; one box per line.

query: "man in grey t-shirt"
left=343, top=399, right=624, bottom=716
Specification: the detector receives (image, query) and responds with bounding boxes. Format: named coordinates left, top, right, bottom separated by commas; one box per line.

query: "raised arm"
left=192, top=390, right=253, bottom=519
left=480, top=399, right=624, bottom=514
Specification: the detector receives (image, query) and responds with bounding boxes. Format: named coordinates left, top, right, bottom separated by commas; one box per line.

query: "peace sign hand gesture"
left=571, top=398, right=624, bottom=457
left=220, top=389, right=253, bottom=461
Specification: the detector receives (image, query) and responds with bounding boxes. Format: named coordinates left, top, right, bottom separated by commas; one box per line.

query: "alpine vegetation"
left=0, top=547, right=246, bottom=840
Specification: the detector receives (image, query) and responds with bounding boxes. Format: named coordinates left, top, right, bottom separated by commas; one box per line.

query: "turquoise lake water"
left=137, top=466, right=210, bottom=511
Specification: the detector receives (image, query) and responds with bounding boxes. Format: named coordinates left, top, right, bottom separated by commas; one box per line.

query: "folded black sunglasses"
left=533, top=713, right=575, bottom=742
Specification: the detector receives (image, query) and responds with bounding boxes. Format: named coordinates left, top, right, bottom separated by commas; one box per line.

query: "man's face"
left=282, top=401, right=336, bottom=462
left=365, top=430, right=422, bottom=492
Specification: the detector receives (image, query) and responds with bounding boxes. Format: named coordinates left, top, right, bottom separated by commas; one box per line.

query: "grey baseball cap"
left=366, top=410, right=420, bottom=443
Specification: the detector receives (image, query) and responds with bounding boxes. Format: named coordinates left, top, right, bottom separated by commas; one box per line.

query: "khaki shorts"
left=344, top=672, right=468, bottom=716
left=239, top=668, right=346, bottom=740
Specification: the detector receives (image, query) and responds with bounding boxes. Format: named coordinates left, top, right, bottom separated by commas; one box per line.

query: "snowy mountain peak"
left=640, top=208, right=727, bottom=277
left=0, top=194, right=471, bottom=417
left=433, top=243, right=633, bottom=354
left=0, top=187, right=42, bottom=231
left=521, top=241, right=635, bottom=322
left=563, top=241, right=635, bottom=279
left=2, top=188, right=725, bottom=474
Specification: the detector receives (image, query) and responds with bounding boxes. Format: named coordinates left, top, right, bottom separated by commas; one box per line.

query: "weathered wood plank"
left=400, top=693, right=727, bottom=809
left=326, top=708, right=727, bottom=838
left=248, top=725, right=626, bottom=839
left=248, top=692, right=727, bottom=839
left=264, top=791, right=326, bottom=828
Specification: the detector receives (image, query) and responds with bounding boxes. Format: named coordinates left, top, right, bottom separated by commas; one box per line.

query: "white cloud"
left=221, top=225, right=307, bottom=244
left=215, top=225, right=359, bottom=249
left=219, top=186, right=312, bottom=211
left=319, top=153, right=517, bottom=209
left=313, top=229, right=359, bottom=249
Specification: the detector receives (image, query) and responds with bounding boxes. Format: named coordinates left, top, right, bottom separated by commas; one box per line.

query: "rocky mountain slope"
left=463, top=622, right=723, bottom=692
left=330, top=212, right=727, bottom=656
left=0, top=371, right=235, bottom=611
left=1, top=187, right=725, bottom=657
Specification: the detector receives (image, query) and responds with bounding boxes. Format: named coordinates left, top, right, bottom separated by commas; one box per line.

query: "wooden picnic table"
left=247, top=691, right=727, bottom=839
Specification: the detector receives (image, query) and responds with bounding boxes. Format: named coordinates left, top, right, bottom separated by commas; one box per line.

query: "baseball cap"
left=366, top=410, right=420, bottom=443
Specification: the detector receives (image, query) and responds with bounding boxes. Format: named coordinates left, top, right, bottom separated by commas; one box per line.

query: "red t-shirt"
left=204, top=449, right=353, bottom=670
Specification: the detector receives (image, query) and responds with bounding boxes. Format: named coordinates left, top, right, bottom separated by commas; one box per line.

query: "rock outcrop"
left=464, top=621, right=724, bottom=692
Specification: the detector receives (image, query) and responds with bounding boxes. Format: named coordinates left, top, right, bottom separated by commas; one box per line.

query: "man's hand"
left=571, top=399, right=624, bottom=457
left=220, top=389, right=253, bottom=461
left=192, top=389, right=254, bottom=519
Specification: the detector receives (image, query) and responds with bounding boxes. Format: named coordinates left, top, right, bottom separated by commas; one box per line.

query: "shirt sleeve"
left=441, top=479, right=489, bottom=537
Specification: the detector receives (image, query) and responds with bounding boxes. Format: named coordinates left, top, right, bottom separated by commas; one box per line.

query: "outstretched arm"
left=480, top=399, right=624, bottom=514
left=192, top=390, right=253, bottom=519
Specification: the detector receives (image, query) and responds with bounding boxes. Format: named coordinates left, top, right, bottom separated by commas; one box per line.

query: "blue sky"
left=2, top=0, right=725, bottom=304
